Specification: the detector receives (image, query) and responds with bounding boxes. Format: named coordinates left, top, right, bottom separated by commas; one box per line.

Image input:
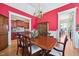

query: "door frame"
left=8, top=11, right=32, bottom=46
left=58, top=7, right=77, bottom=41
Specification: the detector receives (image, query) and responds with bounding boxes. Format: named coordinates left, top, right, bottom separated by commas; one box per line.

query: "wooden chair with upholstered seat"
left=16, top=33, right=23, bottom=55
left=16, top=32, right=42, bottom=56
left=16, top=33, right=30, bottom=56
left=27, top=36, right=42, bottom=56
left=47, top=36, right=68, bottom=56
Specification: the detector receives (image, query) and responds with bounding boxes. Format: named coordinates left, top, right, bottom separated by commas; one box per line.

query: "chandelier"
left=33, top=4, right=43, bottom=19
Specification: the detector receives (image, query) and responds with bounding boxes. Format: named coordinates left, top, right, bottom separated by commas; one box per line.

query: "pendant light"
left=33, top=3, right=43, bottom=19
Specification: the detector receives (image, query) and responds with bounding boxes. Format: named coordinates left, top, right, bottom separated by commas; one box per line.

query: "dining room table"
left=31, top=36, right=57, bottom=55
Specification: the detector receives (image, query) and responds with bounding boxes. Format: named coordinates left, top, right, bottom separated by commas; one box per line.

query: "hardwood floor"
left=0, top=40, right=17, bottom=56
left=0, top=39, right=42, bottom=56
left=0, top=36, right=79, bottom=56
left=61, top=33, right=79, bottom=56
left=65, top=37, right=79, bottom=56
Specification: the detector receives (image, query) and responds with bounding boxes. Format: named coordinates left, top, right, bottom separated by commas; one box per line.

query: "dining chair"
left=16, top=33, right=25, bottom=55
left=16, top=33, right=23, bottom=55
left=18, top=33, right=42, bottom=56
left=16, top=33, right=30, bottom=56
left=27, top=37, right=42, bottom=56
left=48, top=36, right=68, bottom=56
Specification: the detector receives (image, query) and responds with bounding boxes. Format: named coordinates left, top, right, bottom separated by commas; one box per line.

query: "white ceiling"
left=5, top=3, right=68, bottom=16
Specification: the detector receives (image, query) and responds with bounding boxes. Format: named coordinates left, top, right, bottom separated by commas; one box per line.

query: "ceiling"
left=5, top=3, right=69, bottom=16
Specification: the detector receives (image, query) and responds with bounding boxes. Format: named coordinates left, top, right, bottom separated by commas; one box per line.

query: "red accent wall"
left=1, top=3, right=79, bottom=31
left=74, top=3, right=79, bottom=25
left=0, top=3, right=38, bottom=30
left=41, top=3, right=78, bottom=31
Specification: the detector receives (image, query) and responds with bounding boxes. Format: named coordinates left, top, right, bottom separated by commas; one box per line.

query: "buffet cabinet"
left=0, top=15, right=8, bottom=51
left=38, top=22, right=48, bottom=36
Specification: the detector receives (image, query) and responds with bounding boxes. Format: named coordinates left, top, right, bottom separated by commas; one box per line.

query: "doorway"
left=8, top=11, right=31, bottom=46
left=58, top=8, right=77, bottom=44
left=59, top=13, right=73, bottom=38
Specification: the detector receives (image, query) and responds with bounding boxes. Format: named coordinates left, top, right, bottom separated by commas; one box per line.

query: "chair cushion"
left=55, top=43, right=64, bottom=51
left=29, top=45, right=41, bottom=54
left=49, top=48, right=62, bottom=56
left=49, top=43, right=64, bottom=56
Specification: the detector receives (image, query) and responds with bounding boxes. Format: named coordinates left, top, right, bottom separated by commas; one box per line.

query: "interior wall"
left=1, top=3, right=79, bottom=31
left=0, top=3, right=38, bottom=30
left=76, top=5, right=79, bottom=27
left=42, top=3, right=76, bottom=31
left=40, top=13, right=58, bottom=31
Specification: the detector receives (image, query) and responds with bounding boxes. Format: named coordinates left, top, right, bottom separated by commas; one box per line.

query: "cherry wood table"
left=31, top=36, right=57, bottom=55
